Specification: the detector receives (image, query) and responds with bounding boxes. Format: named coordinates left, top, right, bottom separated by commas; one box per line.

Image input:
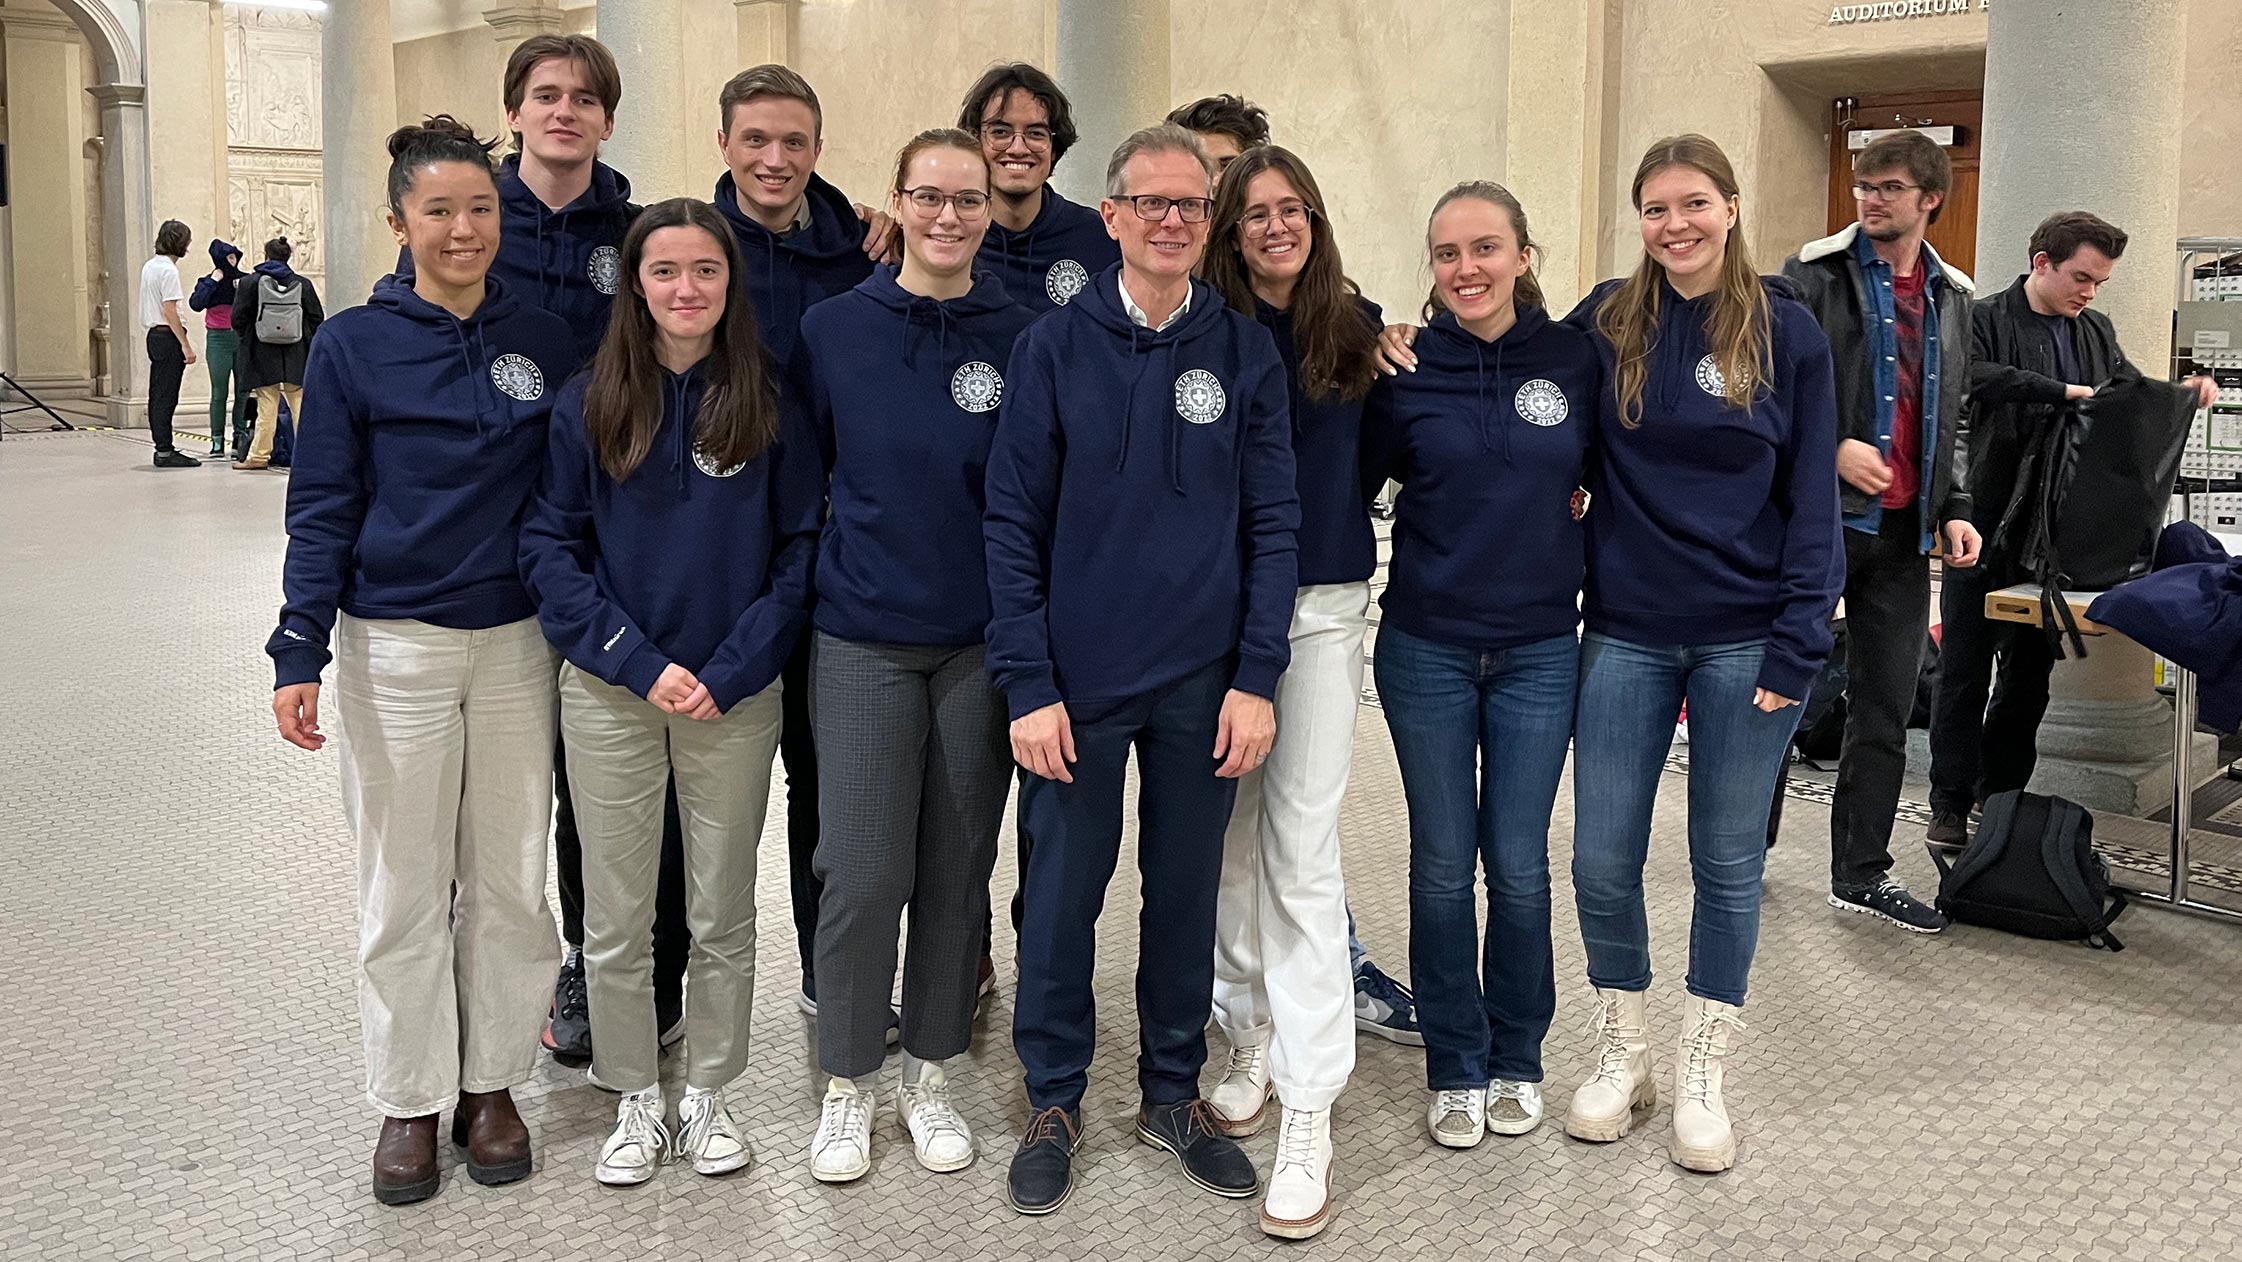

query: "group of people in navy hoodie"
left=261, top=33, right=1842, bottom=1242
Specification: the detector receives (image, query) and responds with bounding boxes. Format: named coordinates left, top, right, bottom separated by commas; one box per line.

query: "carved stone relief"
left=225, top=8, right=323, bottom=287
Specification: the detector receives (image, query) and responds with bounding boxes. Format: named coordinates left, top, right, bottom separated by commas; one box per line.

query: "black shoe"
left=1829, top=878, right=1949, bottom=934
left=541, top=947, right=591, bottom=1065
left=1925, top=811, right=1969, bottom=846
left=1006, top=1106, right=1080, bottom=1215
left=656, top=983, right=687, bottom=1051
left=152, top=448, right=201, bottom=468
left=1135, top=1099, right=1259, bottom=1199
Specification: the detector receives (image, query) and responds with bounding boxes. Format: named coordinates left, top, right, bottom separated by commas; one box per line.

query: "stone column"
left=735, top=0, right=795, bottom=65
left=485, top=2, right=566, bottom=45
left=598, top=0, right=688, bottom=201
left=3, top=7, right=96, bottom=393
left=90, top=85, right=151, bottom=424
left=321, top=0, right=396, bottom=312
left=1052, top=0, right=1171, bottom=208
left=1975, top=0, right=2196, bottom=814
left=1504, top=0, right=1610, bottom=315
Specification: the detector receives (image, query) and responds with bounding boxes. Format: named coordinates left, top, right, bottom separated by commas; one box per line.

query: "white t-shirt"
left=139, top=255, right=184, bottom=330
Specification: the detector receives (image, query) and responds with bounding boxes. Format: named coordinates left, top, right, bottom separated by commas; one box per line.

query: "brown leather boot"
left=453, top=1089, right=534, bottom=1186
left=372, top=1115, right=440, bottom=1205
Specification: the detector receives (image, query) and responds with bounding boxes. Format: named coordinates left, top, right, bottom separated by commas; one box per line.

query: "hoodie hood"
left=713, top=169, right=866, bottom=261
left=855, top=264, right=1021, bottom=371
left=481, top=154, right=637, bottom=363
left=254, top=259, right=300, bottom=284
left=976, top=187, right=1120, bottom=313
left=1414, top=305, right=1552, bottom=463
left=712, top=169, right=877, bottom=367
left=209, top=239, right=244, bottom=276
left=365, top=273, right=530, bottom=439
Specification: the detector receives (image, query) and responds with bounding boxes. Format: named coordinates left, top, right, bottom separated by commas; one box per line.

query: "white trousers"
left=561, top=665, right=783, bottom=1094
left=1211, top=582, right=1367, bottom=1111
left=334, top=615, right=560, bottom=1117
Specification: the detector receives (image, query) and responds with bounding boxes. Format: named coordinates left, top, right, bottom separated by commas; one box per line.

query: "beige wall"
left=2179, top=0, right=2242, bottom=240
left=393, top=24, right=509, bottom=141
left=4, top=0, right=95, bottom=386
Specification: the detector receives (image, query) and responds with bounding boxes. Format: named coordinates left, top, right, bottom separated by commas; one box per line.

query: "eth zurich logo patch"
left=1175, top=368, right=1226, bottom=425
left=1694, top=354, right=1727, bottom=398
left=693, top=446, right=746, bottom=478
left=1045, top=258, right=1089, bottom=306
left=587, top=245, right=622, bottom=296
left=950, top=361, right=1003, bottom=413
left=489, top=353, right=545, bottom=401
left=1514, top=378, right=1569, bottom=426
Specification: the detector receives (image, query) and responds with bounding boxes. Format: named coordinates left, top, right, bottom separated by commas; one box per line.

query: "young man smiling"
left=985, top=123, right=1299, bottom=1218
left=956, top=63, right=1119, bottom=314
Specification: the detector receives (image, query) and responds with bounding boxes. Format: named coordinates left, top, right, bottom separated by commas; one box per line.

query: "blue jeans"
left=1375, top=627, right=1575, bottom=1089
left=1570, top=633, right=1801, bottom=1007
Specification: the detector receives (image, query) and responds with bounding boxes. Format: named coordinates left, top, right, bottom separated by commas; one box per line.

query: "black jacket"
left=1965, top=277, right=2133, bottom=577
left=1780, top=224, right=1974, bottom=527
left=232, top=263, right=325, bottom=389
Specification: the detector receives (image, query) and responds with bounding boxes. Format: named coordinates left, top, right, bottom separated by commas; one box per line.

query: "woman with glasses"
left=1195, top=145, right=1381, bottom=1240
left=794, top=128, right=1038, bottom=1183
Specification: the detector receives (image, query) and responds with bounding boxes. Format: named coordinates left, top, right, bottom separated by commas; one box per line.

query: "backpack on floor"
left=1793, top=619, right=1849, bottom=764
left=255, top=275, right=305, bottom=345
left=1931, top=790, right=2127, bottom=950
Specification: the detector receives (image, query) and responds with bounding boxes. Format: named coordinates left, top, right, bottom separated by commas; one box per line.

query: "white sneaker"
left=1206, top=1037, right=1275, bottom=1137
left=1670, top=994, right=1746, bottom=1172
left=1260, top=1106, right=1334, bottom=1240
left=897, top=1059, right=975, bottom=1173
left=675, top=1084, right=752, bottom=1176
left=1486, top=1080, right=1545, bottom=1135
left=595, top=1087, right=669, bottom=1186
left=1425, top=1087, right=1485, bottom=1149
left=1564, top=987, right=1655, bottom=1142
left=810, top=1077, right=876, bottom=1182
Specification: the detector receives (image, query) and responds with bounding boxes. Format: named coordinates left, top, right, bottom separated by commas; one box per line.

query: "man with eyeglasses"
left=985, top=123, right=1300, bottom=1217
left=957, top=63, right=1120, bottom=314
left=1780, top=129, right=1980, bottom=934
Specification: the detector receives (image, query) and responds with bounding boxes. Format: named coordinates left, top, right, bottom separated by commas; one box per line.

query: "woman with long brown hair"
left=520, top=196, right=822, bottom=1187
left=1198, top=144, right=1378, bottom=1240
left=1561, top=134, right=1842, bottom=1172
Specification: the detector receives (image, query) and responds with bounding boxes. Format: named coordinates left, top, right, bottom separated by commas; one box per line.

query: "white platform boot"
left=1669, top=993, right=1746, bottom=1172
left=1562, top=987, right=1655, bottom=1142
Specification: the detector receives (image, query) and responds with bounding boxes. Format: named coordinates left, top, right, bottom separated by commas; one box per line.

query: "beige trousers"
left=247, top=382, right=302, bottom=465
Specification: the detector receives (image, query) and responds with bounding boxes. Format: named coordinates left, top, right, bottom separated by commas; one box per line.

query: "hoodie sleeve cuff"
left=1230, top=653, right=1287, bottom=701
left=1754, top=651, right=1819, bottom=706
left=272, top=647, right=328, bottom=691
left=615, top=642, right=670, bottom=700
left=1003, top=671, right=1064, bottom=723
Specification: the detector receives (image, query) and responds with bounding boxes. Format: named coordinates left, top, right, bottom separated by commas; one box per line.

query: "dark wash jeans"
left=1927, top=564, right=2055, bottom=818
left=1829, top=509, right=1931, bottom=889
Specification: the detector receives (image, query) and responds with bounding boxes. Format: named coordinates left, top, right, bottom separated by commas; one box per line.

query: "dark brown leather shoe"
left=372, top=1115, right=440, bottom=1205
left=453, top=1089, right=533, bottom=1186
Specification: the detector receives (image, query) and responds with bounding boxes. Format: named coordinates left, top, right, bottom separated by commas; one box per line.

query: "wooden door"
left=1826, top=91, right=1983, bottom=279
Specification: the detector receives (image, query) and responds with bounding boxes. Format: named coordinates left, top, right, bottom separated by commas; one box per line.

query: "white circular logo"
left=1694, top=354, right=1727, bottom=398
left=693, top=446, right=746, bottom=478
left=1514, top=378, right=1569, bottom=426
left=1175, top=369, right=1226, bottom=425
left=950, top=361, right=1003, bottom=413
left=1045, top=258, right=1089, bottom=306
left=587, top=245, right=622, bottom=296
left=489, top=353, right=545, bottom=401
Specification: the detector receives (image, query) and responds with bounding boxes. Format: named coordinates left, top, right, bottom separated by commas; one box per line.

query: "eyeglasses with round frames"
left=900, top=186, right=991, bottom=220
left=1241, top=204, right=1314, bottom=238
left=1116, top=194, right=1213, bottom=224
left=978, top=122, right=1053, bottom=151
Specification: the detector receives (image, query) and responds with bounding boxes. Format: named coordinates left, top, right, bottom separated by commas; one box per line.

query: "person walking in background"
left=140, top=219, right=202, bottom=468
left=232, top=236, right=324, bottom=471
left=189, top=239, right=254, bottom=460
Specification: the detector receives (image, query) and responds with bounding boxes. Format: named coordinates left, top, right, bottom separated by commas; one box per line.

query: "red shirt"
left=1882, top=264, right=1926, bottom=512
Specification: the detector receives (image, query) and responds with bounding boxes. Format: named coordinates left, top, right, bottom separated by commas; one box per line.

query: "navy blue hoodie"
left=975, top=188, right=1120, bottom=316
left=396, top=156, right=638, bottom=365
left=1564, top=277, right=1844, bottom=699
left=713, top=170, right=875, bottom=367
left=799, top=266, right=1038, bottom=646
left=1364, top=306, right=1599, bottom=650
left=1256, top=296, right=1383, bottom=587
left=267, top=274, right=580, bottom=689
left=984, top=264, right=1300, bottom=720
left=520, top=363, right=822, bottom=712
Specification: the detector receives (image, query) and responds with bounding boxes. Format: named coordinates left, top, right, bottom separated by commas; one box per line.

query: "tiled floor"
left=5, top=428, right=2241, bottom=1262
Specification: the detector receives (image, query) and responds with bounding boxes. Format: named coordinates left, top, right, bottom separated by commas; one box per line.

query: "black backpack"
left=1931, top=790, right=2127, bottom=950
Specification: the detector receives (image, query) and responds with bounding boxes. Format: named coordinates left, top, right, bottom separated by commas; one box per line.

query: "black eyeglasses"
left=900, top=187, right=991, bottom=219
left=979, top=122, right=1053, bottom=151
left=1116, top=194, right=1213, bottom=224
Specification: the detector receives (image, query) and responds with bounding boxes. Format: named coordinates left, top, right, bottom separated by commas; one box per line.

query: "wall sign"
left=1828, top=0, right=1987, bottom=24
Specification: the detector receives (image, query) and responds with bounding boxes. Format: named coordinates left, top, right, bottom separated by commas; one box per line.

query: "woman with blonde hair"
left=1561, top=134, right=1842, bottom=1172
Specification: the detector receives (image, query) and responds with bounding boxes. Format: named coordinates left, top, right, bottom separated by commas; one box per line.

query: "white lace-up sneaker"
left=1207, top=1037, right=1276, bottom=1137
left=675, top=1084, right=752, bottom=1176
left=595, top=1087, right=669, bottom=1186
left=810, top=1077, right=876, bottom=1183
left=897, top=1058, right=975, bottom=1173
left=1425, top=1087, right=1486, bottom=1149
left=1259, top=1106, right=1334, bottom=1240
left=1670, top=994, right=1747, bottom=1172
left=1486, top=1080, right=1545, bottom=1136
left=1564, top=987, right=1655, bottom=1142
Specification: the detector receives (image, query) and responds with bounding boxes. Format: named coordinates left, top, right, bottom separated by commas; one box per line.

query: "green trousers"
left=204, top=328, right=252, bottom=452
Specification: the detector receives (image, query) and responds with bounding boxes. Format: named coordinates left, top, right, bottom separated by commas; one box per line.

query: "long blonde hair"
left=1595, top=134, right=1772, bottom=427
